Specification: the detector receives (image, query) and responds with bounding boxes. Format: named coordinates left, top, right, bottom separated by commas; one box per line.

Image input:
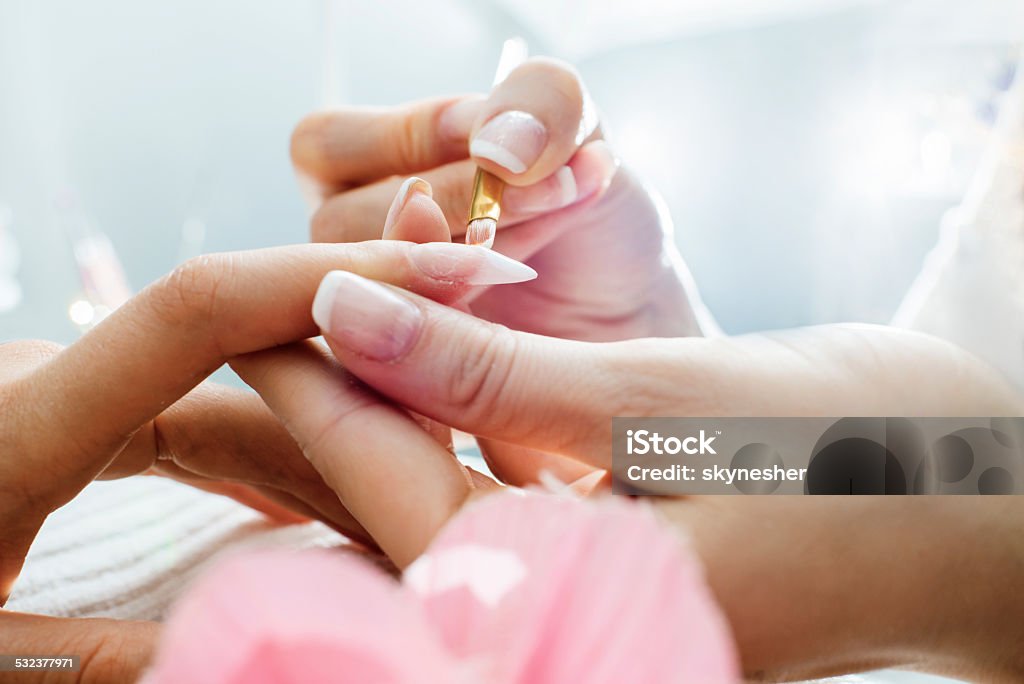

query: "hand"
left=291, top=57, right=711, bottom=343
left=233, top=239, right=1024, bottom=680
left=0, top=239, right=533, bottom=681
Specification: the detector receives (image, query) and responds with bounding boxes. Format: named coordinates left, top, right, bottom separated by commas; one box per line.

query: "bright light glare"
left=614, top=114, right=676, bottom=184
left=837, top=108, right=918, bottom=196
left=920, top=129, right=951, bottom=179
left=68, top=299, right=95, bottom=326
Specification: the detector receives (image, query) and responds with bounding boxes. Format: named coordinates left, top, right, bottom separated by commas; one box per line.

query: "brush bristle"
left=465, top=218, right=497, bottom=249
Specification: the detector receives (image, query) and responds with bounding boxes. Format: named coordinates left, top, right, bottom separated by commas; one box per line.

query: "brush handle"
left=467, top=168, right=504, bottom=223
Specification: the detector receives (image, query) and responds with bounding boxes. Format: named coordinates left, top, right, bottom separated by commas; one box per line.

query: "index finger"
left=291, top=96, right=478, bottom=197
left=231, top=342, right=471, bottom=568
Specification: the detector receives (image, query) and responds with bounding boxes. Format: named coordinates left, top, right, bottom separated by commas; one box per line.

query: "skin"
left=2, top=58, right=1021, bottom=682
left=0, top=241, right=508, bottom=682
left=234, top=200, right=1024, bottom=680
left=283, top=58, right=1024, bottom=681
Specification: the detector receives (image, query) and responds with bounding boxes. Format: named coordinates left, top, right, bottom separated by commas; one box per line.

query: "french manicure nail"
left=312, top=271, right=422, bottom=361
left=470, top=111, right=547, bottom=174
left=411, top=242, right=537, bottom=285
left=383, top=177, right=432, bottom=236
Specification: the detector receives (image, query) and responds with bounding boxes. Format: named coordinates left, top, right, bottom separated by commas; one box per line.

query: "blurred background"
left=0, top=0, right=1022, bottom=342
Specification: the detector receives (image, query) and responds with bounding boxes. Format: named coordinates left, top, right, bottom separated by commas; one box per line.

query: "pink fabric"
left=148, top=493, right=739, bottom=683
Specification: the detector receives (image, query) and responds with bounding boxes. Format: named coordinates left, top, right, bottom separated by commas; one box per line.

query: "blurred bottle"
left=53, top=189, right=132, bottom=332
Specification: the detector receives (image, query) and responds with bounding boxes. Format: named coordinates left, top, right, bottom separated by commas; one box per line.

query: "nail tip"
left=406, top=176, right=433, bottom=197
left=469, top=140, right=528, bottom=174
left=473, top=250, right=538, bottom=285
left=312, top=270, right=344, bottom=330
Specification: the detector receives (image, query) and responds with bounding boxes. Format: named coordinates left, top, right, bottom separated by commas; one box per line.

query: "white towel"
left=6, top=476, right=348, bottom=620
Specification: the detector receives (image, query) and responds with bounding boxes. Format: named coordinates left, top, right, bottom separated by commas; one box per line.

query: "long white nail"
left=411, top=243, right=536, bottom=285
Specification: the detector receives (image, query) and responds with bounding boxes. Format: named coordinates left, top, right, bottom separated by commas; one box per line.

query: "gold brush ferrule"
left=468, top=168, right=504, bottom=224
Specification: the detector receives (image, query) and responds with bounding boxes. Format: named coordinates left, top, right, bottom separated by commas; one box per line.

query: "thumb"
left=312, top=271, right=621, bottom=467
left=447, top=57, right=600, bottom=186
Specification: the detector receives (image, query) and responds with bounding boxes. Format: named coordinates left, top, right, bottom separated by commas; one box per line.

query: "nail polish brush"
left=465, top=38, right=527, bottom=249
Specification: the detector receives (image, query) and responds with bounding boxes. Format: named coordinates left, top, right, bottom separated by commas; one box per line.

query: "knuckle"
left=394, top=106, right=430, bottom=171
left=302, top=391, right=379, bottom=472
left=448, top=324, right=519, bottom=426
left=311, top=200, right=339, bottom=242
left=150, top=253, right=234, bottom=332
left=310, top=200, right=344, bottom=242
left=75, top=620, right=155, bottom=684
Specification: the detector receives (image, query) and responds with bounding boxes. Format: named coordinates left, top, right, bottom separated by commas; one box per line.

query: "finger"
left=147, top=469, right=312, bottom=526
left=380, top=179, right=458, bottom=455
left=311, top=271, right=624, bottom=467
left=0, top=341, right=68, bottom=602
left=570, top=469, right=612, bottom=496
left=463, top=57, right=602, bottom=186
left=0, top=611, right=158, bottom=683
left=20, top=242, right=535, bottom=513
left=231, top=342, right=473, bottom=568
left=290, top=96, right=472, bottom=197
left=465, top=465, right=502, bottom=492
left=381, top=177, right=451, bottom=243
left=311, top=141, right=617, bottom=245
left=477, top=438, right=596, bottom=488
left=99, top=381, right=372, bottom=544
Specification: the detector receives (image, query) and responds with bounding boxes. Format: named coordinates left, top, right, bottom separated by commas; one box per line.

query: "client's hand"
left=0, top=237, right=533, bottom=682
left=292, top=57, right=711, bottom=343
left=233, top=212, right=1024, bottom=681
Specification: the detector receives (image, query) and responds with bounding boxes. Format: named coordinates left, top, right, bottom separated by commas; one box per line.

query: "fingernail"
left=312, top=271, right=422, bottom=361
left=470, top=111, right=547, bottom=174
left=411, top=243, right=537, bottom=285
left=383, top=177, right=432, bottom=236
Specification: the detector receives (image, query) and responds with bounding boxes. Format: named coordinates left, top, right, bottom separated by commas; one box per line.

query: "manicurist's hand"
left=292, top=57, right=718, bottom=485
left=233, top=191, right=1024, bottom=681
left=0, top=234, right=534, bottom=682
left=291, top=57, right=712, bottom=344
